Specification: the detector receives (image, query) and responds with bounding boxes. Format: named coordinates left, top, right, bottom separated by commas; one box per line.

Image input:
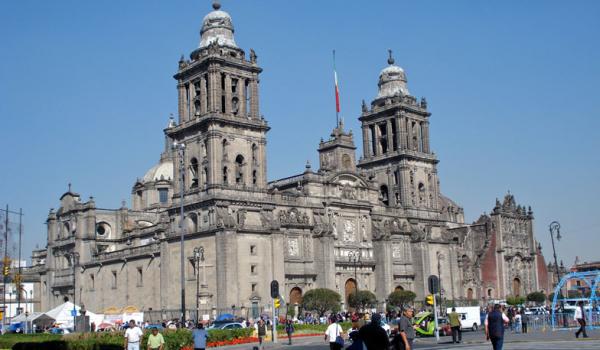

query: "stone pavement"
left=216, top=328, right=600, bottom=350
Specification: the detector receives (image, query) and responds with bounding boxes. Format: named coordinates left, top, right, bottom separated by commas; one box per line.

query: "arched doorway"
left=513, top=278, right=521, bottom=296
left=467, top=288, right=474, bottom=300
left=345, top=279, right=357, bottom=307
left=289, top=287, right=303, bottom=305
left=395, top=285, right=404, bottom=292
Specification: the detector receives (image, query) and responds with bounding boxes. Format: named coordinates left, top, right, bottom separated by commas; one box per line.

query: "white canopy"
left=45, top=302, right=103, bottom=328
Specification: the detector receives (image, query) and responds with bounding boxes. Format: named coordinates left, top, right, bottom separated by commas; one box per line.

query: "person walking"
left=358, top=313, right=389, bottom=350
left=124, top=320, right=144, bottom=350
left=448, top=307, right=462, bottom=344
left=146, top=326, right=165, bottom=350
left=257, top=319, right=267, bottom=349
left=285, top=319, right=295, bottom=345
left=192, top=323, right=208, bottom=350
left=575, top=301, right=588, bottom=338
left=521, top=309, right=528, bottom=334
left=393, top=306, right=416, bottom=350
left=485, top=304, right=509, bottom=350
left=324, top=316, right=344, bottom=350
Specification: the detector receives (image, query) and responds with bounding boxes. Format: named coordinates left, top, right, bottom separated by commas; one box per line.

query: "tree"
left=302, top=288, right=341, bottom=316
left=387, top=290, right=417, bottom=309
left=348, top=290, right=377, bottom=311
left=526, top=291, right=546, bottom=305
left=506, top=295, right=526, bottom=306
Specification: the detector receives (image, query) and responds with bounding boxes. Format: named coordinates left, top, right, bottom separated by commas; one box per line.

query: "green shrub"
left=0, top=334, right=62, bottom=349
left=207, top=328, right=253, bottom=342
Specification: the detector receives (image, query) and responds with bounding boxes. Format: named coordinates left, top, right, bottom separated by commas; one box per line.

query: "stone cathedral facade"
left=27, top=3, right=551, bottom=318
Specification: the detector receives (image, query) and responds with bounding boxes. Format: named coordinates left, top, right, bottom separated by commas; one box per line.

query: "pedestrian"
left=575, top=301, right=588, bottom=338
left=521, top=310, right=528, bottom=334
left=285, top=319, right=294, bottom=345
left=124, top=320, right=143, bottom=350
left=448, top=307, right=462, bottom=344
left=192, top=323, right=208, bottom=350
left=324, top=316, right=344, bottom=350
left=514, top=312, right=522, bottom=333
left=146, top=326, right=165, bottom=350
left=393, top=306, right=416, bottom=350
left=257, top=319, right=267, bottom=348
left=358, top=312, right=389, bottom=350
left=485, top=304, right=509, bottom=350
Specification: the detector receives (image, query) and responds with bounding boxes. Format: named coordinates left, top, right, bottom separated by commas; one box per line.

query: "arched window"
left=345, top=279, right=357, bottom=307
left=190, top=158, right=199, bottom=188
left=513, top=278, right=521, bottom=296
left=235, top=155, right=245, bottom=185
left=467, top=288, right=474, bottom=300
left=223, top=166, right=228, bottom=184
left=342, top=154, right=352, bottom=169
left=380, top=185, right=389, bottom=206
left=252, top=170, right=257, bottom=185
left=222, top=139, right=228, bottom=160
left=487, top=288, right=493, bottom=298
left=186, top=213, right=198, bottom=233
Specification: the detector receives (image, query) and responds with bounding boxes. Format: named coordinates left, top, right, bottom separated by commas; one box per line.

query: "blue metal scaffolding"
left=551, top=270, right=600, bottom=329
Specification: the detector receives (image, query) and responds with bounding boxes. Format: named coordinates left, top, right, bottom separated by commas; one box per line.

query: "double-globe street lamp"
left=67, top=252, right=80, bottom=332
left=193, top=246, right=205, bottom=322
left=348, top=250, right=361, bottom=297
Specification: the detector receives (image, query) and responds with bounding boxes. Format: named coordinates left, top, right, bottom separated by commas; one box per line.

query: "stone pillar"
left=215, top=230, right=239, bottom=310
left=374, top=239, right=393, bottom=302
left=386, top=119, right=393, bottom=153
left=362, top=125, right=370, bottom=158
left=177, top=83, right=186, bottom=123
left=399, top=165, right=412, bottom=208
left=375, top=124, right=382, bottom=155
left=406, top=118, right=414, bottom=151
left=207, top=134, right=219, bottom=185
left=399, top=115, right=408, bottom=150
left=237, top=78, right=246, bottom=117
left=317, top=237, right=336, bottom=290
left=422, top=122, right=430, bottom=153
left=250, top=77, right=259, bottom=118
left=259, top=140, right=267, bottom=187
left=224, top=74, right=232, bottom=115
left=200, top=75, right=208, bottom=115
left=416, top=121, right=423, bottom=152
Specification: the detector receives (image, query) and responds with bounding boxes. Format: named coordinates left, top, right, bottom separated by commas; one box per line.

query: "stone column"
left=362, top=125, right=370, bottom=158
left=259, top=140, right=267, bottom=187
left=178, top=83, right=186, bottom=123
left=416, top=121, right=423, bottom=152
left=200, top=75, right=208, bottom=115
left=399, top=165, right=412, bottom=208
left=422, top=122, right=430, bottom=153
left=386, top=119, right=393, bottom=152
left=406, top=118, right=414, bottom=151
left=215, top=230, right=239, bottom=310
left=374, top=239, right=393, bottom=302
left=224, top=74, right=232, bottom=115
left=237, top=78, right=246, bottom=117
left=250, top=76, right=259, bottom=118
left=399, top=115, right=408, bottom=150
left=375, top=124, right=382, bottom=155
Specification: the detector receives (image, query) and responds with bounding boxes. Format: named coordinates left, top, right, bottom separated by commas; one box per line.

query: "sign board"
left=71, top=309, right=77, bottom=317
left=202, top=314, right=210, bottom=321
left=428, top=275, right=439, bottom=294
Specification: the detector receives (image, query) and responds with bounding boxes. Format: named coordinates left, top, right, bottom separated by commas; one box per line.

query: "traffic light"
left=274, top=298, right=281, bottom=309
left=426, top=295, right=434, bottom=305
left=270, top=280, right=279, bottom=299
left=2, top=266, right=8, bottom=276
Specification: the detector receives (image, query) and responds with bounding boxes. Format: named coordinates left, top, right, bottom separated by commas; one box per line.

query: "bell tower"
left=357, top=51, right=440, bottom=212
left=167, top=1, right=269, bottom=192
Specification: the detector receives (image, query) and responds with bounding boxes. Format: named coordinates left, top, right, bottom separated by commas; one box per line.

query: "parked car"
left=446, top=307, right=481, bottom=331
left=436, top=317, right=452, bottom=336
left=208, top=322, right=245, bottom=330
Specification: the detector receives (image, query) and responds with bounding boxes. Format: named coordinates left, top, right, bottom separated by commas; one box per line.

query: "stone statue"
left=249, top=49, right=257, bottom=63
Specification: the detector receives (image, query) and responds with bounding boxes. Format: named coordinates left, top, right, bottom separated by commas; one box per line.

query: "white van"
left=447, top=306, right=481, bottom=331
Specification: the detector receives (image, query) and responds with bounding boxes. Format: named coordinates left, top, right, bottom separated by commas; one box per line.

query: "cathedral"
left=27, top=3, right=551, bottom=320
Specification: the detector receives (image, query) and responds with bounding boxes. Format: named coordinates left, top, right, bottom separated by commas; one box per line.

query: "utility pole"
left=3, top=204, right=9, bottom=326
left=17, top=208, right=22, bottom=314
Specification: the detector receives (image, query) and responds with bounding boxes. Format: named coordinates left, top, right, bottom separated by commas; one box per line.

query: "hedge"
left=0, top=334, right=62, bottom=349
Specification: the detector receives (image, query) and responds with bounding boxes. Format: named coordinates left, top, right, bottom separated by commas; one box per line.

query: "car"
left=525, top=307, right=549, bottom=315
left=208, top=322, right=245, bottom=330
left=436, top=317, right=452, bottom=337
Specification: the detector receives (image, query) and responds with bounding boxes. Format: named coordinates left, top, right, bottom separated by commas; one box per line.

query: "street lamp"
left=69, top=252, right=80, bottom=332
left=436, top=252, right=444, bottom=315
left=549, top=221, right=562, bottom=288
left=173, top=141, right=186, bottom=324
left=193, top=246, right=205, bottom=322
left=348, top=250, right=361, bottom=292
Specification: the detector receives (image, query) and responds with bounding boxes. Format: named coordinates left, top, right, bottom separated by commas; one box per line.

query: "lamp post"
left=549, top=222, right=562, bottom=289
left=436, top=252, right=444, bottom=315
left=70, top=252, right=80, bottom=332
left=174, top=142, right=186, bottom=324
left=348, top=250, right=361, bottom=292
left=193, top=246, right=204, bottom=322
left=8, top=291, right=12, bottom=319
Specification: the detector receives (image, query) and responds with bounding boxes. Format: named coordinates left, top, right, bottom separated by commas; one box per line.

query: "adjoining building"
left=25, top=2, right=550, bottom=319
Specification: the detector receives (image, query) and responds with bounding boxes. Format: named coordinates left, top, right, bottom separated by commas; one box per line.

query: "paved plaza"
left=247, top=329, right=600, bottom=350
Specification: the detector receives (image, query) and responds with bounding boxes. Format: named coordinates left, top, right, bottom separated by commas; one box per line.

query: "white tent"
left=45, top=302, right=103, bottom=329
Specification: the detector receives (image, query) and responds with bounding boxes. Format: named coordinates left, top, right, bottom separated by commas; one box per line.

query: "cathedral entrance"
left=289, top=287, right=303, bottom=305
left=395, top=285, right=404, bottom=292
left=513, top=278, right=521, bottom=296
left=467, top=288, right=474, bottom=300
left=345, top=279, right=357, bottom=307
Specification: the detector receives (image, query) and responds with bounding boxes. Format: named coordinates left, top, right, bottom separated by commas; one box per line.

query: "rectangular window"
left=90, top=274, right=95, bottom=291
left=158, top=188, right=168, bottom=203
left=250, top=245, right=257, bottom=255
left=251, top=264, right=257, bottom=275
left=111, top=271, right=117, bottom=289
left=251, top=283, right=257, bottom=292
left=137, top=267, right=143, bottom=287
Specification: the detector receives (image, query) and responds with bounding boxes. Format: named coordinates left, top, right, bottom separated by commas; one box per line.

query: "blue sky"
left=1, top=0, right=599, bottom=267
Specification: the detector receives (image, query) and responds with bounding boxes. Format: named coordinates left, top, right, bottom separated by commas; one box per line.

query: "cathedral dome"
left=377, top=50, right=410, bottom=98
left=199, top=2, right=238, bottom=49
left=142, top=160, right=173, bottom=183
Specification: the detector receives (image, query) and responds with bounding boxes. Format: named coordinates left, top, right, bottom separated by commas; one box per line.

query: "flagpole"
left=333, top=50, right=339, bottom=126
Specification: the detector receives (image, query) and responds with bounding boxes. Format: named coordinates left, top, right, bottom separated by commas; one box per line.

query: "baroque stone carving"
left=287, top=238, right=299, bottom=257
left=216, top=207, right=236, bottom=228
left=279, top=208, right=309, bottom=226
left=342, top=219, right=356, bottom=242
